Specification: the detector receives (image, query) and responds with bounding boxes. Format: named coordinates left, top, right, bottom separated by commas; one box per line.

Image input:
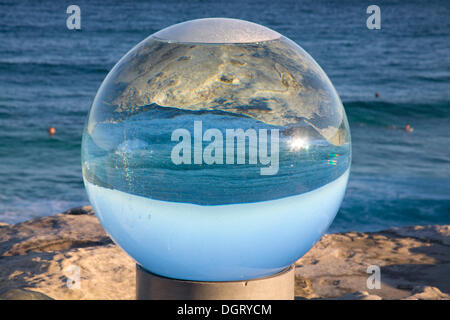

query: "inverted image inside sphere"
left=82, top=18, right=351, bottom=281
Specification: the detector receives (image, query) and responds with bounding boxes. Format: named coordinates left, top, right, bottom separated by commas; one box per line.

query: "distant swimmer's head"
left=405, top=124, right=414, bottom=133
left=48, top=126, right=56, bottom=136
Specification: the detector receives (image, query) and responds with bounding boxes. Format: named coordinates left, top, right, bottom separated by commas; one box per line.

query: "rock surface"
left=0, top=288, right=53, bottom=300
left=295, top=225, right=450, bottom=300
left=0, top=206, right=448, bottom=300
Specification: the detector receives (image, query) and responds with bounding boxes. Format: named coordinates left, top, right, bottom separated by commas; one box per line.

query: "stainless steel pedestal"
left=136, top=265, right=295, bottom=300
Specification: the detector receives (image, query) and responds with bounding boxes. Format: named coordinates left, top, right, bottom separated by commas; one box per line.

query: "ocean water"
left=83, top=109, right=351, bottom=204
left=1, top=0, right=450, bottom=232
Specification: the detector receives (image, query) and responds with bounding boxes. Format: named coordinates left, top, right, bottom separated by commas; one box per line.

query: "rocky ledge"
left=0, top=206, right=448, bottom=300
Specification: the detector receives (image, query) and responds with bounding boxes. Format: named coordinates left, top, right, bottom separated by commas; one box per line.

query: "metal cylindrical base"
left=136, top=265, right=295, bottom=300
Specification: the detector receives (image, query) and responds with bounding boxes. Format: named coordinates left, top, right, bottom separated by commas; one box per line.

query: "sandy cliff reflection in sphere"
left=82, top=18, right=351, bottom=281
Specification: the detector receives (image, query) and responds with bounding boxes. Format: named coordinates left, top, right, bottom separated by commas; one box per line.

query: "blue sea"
left=0, top=0, right=449, bottom=232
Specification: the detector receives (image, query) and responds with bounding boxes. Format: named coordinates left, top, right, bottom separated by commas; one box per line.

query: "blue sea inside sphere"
left=82, top=18, right=351, bottom=281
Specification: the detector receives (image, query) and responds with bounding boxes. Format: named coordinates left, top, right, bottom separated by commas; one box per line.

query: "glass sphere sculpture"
left=82, top=18, right=351, bottom=281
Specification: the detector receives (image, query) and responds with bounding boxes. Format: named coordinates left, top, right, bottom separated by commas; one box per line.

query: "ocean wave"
left=0, top=60, right=109, bottom=75
left=344, top=100, right=450, bottom=125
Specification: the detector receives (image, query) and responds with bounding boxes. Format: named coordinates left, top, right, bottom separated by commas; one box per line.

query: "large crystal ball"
left=82, top=18, right=351, bottom=281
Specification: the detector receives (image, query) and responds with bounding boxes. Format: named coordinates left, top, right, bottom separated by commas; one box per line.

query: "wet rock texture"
left=0, top=206, right=448, bottom=300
